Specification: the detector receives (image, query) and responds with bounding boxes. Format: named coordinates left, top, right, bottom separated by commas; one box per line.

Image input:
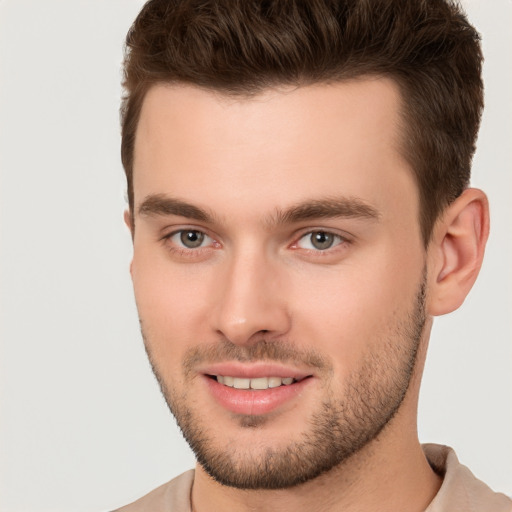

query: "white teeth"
left=233, top=378, right=250, bottom=389
left=268, top=377, right=282, bottom=388
left=250, top=377, right=268, bottom=390
left=223, top=376, right=234, bottom=387
left=215, top=375, right=296, bottom=390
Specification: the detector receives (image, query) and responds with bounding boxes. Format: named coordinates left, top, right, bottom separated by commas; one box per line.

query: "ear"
left=123, top=210, right=134, bottom=275
left=427, top=188, right=490, bottom=316
left=124, top=209, right=134, bottom=239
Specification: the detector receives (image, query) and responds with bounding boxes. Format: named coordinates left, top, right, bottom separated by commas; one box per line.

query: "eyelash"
left=288, top=230, right=352, bottom=260
left=160, top=228, right=351, bottom=258
left=161, top=229, right=219, bottom=258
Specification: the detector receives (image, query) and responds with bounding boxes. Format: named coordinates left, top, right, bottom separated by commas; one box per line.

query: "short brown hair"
left=121, top=0, right=483, bottom=245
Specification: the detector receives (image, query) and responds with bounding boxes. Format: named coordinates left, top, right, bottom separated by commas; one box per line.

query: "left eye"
left=297, top=231, right=343, bottom=251
left=169, top=230, right=212, bottom=249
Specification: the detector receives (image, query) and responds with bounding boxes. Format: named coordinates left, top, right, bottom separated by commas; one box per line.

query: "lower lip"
left=203, top=376, right=312, bottom=415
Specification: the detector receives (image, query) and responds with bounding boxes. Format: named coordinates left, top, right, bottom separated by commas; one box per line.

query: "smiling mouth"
left=208, top=375, right=309, bottom=390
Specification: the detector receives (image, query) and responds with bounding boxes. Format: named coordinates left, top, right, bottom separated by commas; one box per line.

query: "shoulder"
left=423, top=444, right=512, bottom=512
left=111, top=469, right=195, bottom=512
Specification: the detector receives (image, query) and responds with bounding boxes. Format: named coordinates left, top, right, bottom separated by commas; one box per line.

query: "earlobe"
left=427, top=188, right=490, bottom=316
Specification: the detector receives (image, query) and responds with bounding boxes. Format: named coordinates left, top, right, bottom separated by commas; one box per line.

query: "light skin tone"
left=126, top=79, right=489, bottom=512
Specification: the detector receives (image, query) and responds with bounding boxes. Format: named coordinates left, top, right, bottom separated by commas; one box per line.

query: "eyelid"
left=160, top=224, right=212, bottom=240
left=292, top=227, right=351, bottom=243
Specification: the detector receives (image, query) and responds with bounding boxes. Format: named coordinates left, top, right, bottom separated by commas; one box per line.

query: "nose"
left=212, top=249, right=291, bottom=346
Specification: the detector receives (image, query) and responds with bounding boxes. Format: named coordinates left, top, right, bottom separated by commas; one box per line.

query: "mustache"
left=182, top=338, right=331, bottom=376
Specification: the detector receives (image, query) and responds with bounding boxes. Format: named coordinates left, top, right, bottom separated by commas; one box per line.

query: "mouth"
left=200, top=365, right=315, bottom=416
left=207, top=374, right=304, bottom=390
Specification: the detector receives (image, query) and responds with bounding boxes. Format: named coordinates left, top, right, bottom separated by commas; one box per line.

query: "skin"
left=127, top=79, right=489, bottom=512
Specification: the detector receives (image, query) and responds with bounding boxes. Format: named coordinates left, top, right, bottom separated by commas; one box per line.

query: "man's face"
left=130, top=79, right=428, bottom=489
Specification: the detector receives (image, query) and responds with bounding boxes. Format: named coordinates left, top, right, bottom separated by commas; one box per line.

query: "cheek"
left=288, top=253, right=422, bottom=374
left=131, top=250, right=215, bottom=363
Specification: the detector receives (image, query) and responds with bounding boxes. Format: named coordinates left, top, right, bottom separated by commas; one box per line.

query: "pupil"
left=181, top=230, right=204, bottom=248
left=312, top=231, right=333, bottom=250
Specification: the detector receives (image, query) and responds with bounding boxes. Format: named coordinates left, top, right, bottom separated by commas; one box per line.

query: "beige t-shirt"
left=112, top=444, right=511, bottom=512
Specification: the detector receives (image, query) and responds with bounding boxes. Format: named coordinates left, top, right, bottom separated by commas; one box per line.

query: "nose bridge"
left=213, top=244, right=290, bottom=345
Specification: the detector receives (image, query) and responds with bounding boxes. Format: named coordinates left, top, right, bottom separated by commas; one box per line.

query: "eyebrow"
left=138, top=194, right=215, bottom=222
left=137, top=194, right=380, bottom=225
left=269, top=197, right=380, bottom=225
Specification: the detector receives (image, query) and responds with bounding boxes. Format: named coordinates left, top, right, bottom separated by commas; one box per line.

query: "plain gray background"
left=0, top=1, right=510, bottom=510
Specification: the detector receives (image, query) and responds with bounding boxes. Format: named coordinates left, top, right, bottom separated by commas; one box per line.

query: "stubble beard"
left=142, top=277, right=426, bottom=490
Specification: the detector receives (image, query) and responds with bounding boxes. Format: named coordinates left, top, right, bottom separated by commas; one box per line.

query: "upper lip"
left=197, top=362, right=314, bottom=380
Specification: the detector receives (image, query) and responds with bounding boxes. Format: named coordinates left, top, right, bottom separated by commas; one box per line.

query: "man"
left=114, top=0, right=511, bottom=511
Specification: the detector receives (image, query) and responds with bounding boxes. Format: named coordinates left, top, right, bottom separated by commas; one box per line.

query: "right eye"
left=168, top=229, right=213, bottom=249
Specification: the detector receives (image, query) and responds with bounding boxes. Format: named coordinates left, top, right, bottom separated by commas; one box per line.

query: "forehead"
left=133, top=79, right=416, bottom=225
